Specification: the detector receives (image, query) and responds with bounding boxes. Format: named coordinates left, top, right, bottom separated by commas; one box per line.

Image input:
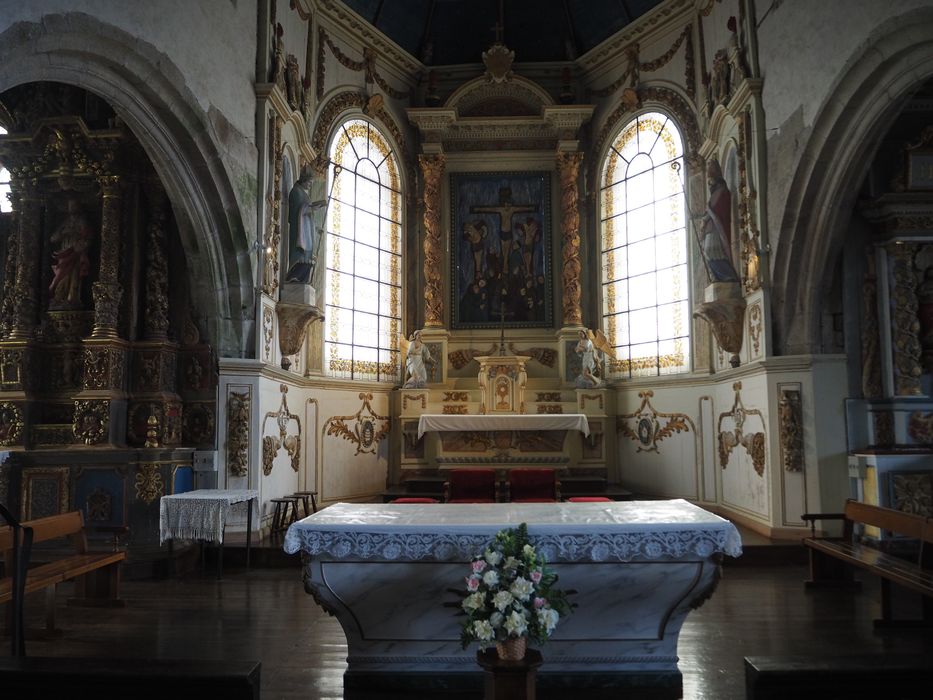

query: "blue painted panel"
left=74, top=468, right=126, bottom=528
left=172, top=465, right=194, bottom=494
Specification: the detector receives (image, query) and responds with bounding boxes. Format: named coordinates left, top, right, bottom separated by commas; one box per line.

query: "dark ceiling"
left=339, top=0, right=665, bottom=65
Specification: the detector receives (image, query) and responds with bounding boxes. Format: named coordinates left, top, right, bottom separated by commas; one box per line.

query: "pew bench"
left=801, top=499, right=933, bottom=626
left=1, top=510, right=126, bottom=634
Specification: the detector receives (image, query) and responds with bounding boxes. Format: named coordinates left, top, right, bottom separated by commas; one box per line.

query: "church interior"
left=2, top=0, right=933, bottom=697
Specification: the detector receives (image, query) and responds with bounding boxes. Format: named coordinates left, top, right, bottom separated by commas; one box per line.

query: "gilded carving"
left=507, top=344, right=556, bottom=368
left=183, top=402, right=215, bottom=446
left=135, top=464, right=163, bottom=505
left=85, top=487, right=112, bottom=522
left=0, top=402, right=24, bottom=446
left=262, top=384, right=301, bottom=475
left=873, top=410, right=895, bottom=448
left=9, top=186, right=41, bottom=339
left=747, top=302, right=762, bottom=357
left=20, top=467, right=70, bottom=520
left=143, top=182, right=170, bottom=338
left=227, top=388, right=251, bottom=478
left=578, top=393, right=604, bottom=411
left=717, top=382, right=766, bottom=476
left=420, top=154, right=446, bottom=328
left=84, top=345, right=125, bottom=390
left=402, top=393, right=427, bottom=410
left=0, top=227, right=17, bottom=339
left=276, top=302, right=323, bottom=361
left=907, top=411, right=933, bottom=445
left=443, top=405, right=469, bottom=415
left=320, top=29, right=409, bottom=99
left=888, top=242, right=923, bottom=395
left=443, top=392, right=469, bottom=402
left=73, top=399, right=110, bottom=445
left=617, top=390, right=695, bottom=453
left=778, top=388, right=804, bottom=472
left=262, top=306, right=274, bottom=363
left=557, top=151, right=583, bottom=326
left=91, top=175, right=123, bottom=339
left=438, top=430, right=566, bottom=455
left=448, top=344, right=497, bottom=370
left=262, top=115, right=283, bottom=296
left=694, top=291, right=746, bottom=366
left=536, top=392, right=561, bottom=402
left=737, top=110, right=761, bottom=293
left=0, top=348, right=25, bottom=390
left=537, top=405, right=563, bottom=414
left=890, top=472, right=933, bottom=516
left=324, top=392, right=390, bottom=456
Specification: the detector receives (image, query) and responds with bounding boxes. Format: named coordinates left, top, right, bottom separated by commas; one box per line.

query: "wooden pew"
left=801, top=499, right=933, bottom=626
left=1, top=510, right=126, bottom=635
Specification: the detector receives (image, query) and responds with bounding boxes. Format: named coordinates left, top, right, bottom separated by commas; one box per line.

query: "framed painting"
left=450, top=171, right=552, bottom=329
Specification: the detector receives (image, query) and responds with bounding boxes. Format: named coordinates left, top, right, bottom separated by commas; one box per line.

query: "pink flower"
left=466, top=576, right=480, bottom=591
left=534, top=597, right=547, bottom=609
left=530, top=570, right=542, bottom=584
left=472, top=560, right=486, bottom=573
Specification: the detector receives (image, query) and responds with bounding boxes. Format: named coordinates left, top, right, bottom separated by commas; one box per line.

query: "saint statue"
left=49, top=198, right=95, bottom=307
left=575, top=328, right=615, bottom=388
left=699, top=159, right=740, bottom=284
left=402, top=330, right=434, bottom=388
left=285, top=165, right=326, bottom=286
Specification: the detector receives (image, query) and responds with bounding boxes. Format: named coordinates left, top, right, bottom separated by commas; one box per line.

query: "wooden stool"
left=291, top=491, right=318, bottom=518
left=270, top=497, right=299, bottom=535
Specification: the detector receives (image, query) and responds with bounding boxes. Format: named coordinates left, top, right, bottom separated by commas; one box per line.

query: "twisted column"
left=420, top=154, right=446, bottom=328
left=557, top=151, right=583, bottom=327
left=8, top=181, right=41, bottom=340
left=91, top=176, right=123, bottom=339
left=143, top=181, right=170, bottom=339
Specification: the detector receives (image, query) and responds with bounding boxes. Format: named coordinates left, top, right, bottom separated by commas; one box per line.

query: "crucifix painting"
left=450, top=172, right=552, bottom=329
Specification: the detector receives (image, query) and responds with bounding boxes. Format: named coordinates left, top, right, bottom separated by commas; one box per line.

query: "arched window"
left=600, top=112, right=689, bottom=377
left=0, top=126, right=10, bottom=213
left=324, top=118, right=402, bottom=381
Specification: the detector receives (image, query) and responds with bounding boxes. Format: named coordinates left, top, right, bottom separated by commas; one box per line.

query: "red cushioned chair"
left=443, top=469, right=498, bottom=503
left=507, top=469, right=560, bottom=503
left=390, top=497, right=440, bottom=504
left=566, top=496, right=612, bottom=502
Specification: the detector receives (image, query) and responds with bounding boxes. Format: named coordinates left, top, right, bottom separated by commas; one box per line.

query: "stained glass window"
left=324, top=118, right=402, bottom=381
left=600, top=112, right=690, bottom=377
left=0, top=127, right=10, bottom=213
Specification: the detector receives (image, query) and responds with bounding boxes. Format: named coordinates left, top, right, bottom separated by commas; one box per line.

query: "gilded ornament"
left=873, top=410, right=895, bottom=448
left=778, top=389, right=804, bottom=472
left=907, top=411, right=933, bottom=445
left=324, top=392, right=390, bottom=456
left=183, top=403, right=215, bottom=445
left=747, top=303, right=762, bottom=357
left=717, top=382, right=766, bottom=476
left=861, top=246, right=882, bottom=398
left=420, top=154, right=446, bottom=327
left=507, top=344, right=557, bottom=368
left=617, top=390, right=695, bottom=453
left=0, top=402, right=24, bottom=446
left=261, top=384, right=302, bottom=475
left=442, top=405, right=469, bottom=415
left=537, top=405, right=563, bottom=414
left=888, top=242, right=922, bottom=396
left=536, top=392, right=561, bottom=402
left=143, top=182, right=170, bottom=338
left=73, top=399, right=110, bottom=445
left=890, top=473, right=933, bottom=516
left=261, top=115, right=283, bottom=296
left=443, top=392, right=469, bottom=402
left=85, top=487, right=112, bottom=522
left=401, top=393, right=427, bottom=410
left=557, top=152, right=584, bottom=326
left=135, top=464, right=163, bottom=505
left=226, top=389, right=251, bottom=477
left=262, top=306, right=274, bottom=362
left=144, top=413, right=160, bottom=448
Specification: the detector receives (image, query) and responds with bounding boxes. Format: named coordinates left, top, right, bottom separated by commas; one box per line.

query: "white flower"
left=537, top=607, right=560, bottom=634
left=504, top=556, right=520, bottom=570
left=504, top=610, right=528, bottom=636
left=509, top=576, right=534, bottom=602
left=473, top=619, right=495, bottom=641
left=492, top=590, right=514, bottom=611
left=489, top=612, right=504, bottom=628
left=462, top=592, right=485, bottom=613
left=484, top=549, right=503, bottom=566
left=482, top=570, right=499, bottom=587
left=522, top=544, right=535, bottom=557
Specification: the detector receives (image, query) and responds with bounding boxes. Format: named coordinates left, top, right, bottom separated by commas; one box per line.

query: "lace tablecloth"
left=160, top=489, right=259, bottom=544
left=417, top=413, right=590, bottom=438
left=283, top=499, right=742, bottom=562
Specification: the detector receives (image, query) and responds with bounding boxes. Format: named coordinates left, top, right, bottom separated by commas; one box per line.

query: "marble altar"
left=284, top=500, right=741, bottom=692
left=417, top=413, right=590, bottom=439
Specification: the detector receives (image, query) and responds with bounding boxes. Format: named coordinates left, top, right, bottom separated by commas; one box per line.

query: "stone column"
left=888, top=242, right=922, bottom=396
left=143, top=181, right=170, bottom=340
left=557, top=151, right=583, bottom=327
left=92, top=176, right=124, bottom=339
left=420, top=153, right=445, bottom=328
left=8, top=181, right=42, bottom=340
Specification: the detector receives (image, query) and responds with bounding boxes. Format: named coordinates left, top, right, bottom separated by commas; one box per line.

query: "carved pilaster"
left=420, top=154, right=446, bottom=328
left=262, top=115, right=284, bottom=296
left=226, top=387, right=251, bottom=478
left=91, top=176, right=123, bottom=339
left=0, top=222, right=18, bottom=340
left=143, top=182, right=170, bottom=339
left=83, top=343, right=126, bottom=392
left=737, top=109, right=761, bottom=293
left=888, top=242, right=923, bottom=396
left=73, top=398, right=110, bottom=445
left=861, top=247, right=882, bottom=398
left=778, top=388, right=804, bottom=472
left=557, top=151, right=583, bottom=327
left=9, top=183, right=41, bottom=340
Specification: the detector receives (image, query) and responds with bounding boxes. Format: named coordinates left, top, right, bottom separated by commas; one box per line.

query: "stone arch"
left=772, top=8, right=933, bottom=355
left=0, top=13, right=254, bottom=357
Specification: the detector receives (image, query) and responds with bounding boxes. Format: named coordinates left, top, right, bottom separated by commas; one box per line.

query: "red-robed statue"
left=49, top=199, right=95, bottom=306
left=700, top=159, right=739, bottom=284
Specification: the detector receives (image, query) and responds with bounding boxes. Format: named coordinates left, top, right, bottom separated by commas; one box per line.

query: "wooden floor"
left=9, top=537, right=933, bottom=699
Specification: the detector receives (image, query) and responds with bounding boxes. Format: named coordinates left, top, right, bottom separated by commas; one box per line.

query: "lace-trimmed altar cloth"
left=417, top=413, right=590, bottom=439
left=283, top=499, right=742, bottom=562
left=160, top=489, right=259, bottom=544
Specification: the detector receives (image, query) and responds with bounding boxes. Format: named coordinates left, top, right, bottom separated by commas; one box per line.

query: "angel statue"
left=400, top=330, right=435, bottom=388
left=575, top=328, right=615, bottom=388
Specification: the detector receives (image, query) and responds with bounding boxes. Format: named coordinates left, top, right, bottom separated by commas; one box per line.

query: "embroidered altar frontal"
left=285, top=500, right=741, bottom=694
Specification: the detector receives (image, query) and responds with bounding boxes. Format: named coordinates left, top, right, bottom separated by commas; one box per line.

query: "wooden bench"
left=801, top=499, right=933, bottom=626
left=1, top=510, right=126, bottom=635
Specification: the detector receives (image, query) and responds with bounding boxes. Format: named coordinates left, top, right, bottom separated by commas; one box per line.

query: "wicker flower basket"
left=495, top=636, right=527, bottom=661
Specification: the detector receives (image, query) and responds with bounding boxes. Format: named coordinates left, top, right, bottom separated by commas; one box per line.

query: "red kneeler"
left=566, top=496, right=612, bottom=502
left=443, top=469, right=498, bottom=503
left=390, top=497, right=440, bottom=504
left=507, top=469, right=560, bottom=503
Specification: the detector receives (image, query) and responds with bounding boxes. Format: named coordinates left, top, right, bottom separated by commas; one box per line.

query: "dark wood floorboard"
left=9, top=557, right=933, bottom=699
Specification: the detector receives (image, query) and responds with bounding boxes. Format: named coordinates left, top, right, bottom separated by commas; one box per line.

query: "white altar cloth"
left=416, top=413, right=590, bottom=439
left=159, top=489, right=259, bottom=544
left=284, top=499, right=741, bottom=560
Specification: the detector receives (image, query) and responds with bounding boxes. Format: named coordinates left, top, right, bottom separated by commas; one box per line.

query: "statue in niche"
left=699, top=159, right=740, bottom=284
left=285, top=54, right=302, bottom=111
left=49, top=198, right=95, bottom=307
left=285, top=165, right=326, bottom=286
left=575, top=328, right=615, bottom=389
left=401, top=330, right=434, bottom=389
left=710, top=50, right=731, bottom=105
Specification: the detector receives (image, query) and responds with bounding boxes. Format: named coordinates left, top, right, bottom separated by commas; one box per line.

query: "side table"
left=476, top=648, right=543, bottom=700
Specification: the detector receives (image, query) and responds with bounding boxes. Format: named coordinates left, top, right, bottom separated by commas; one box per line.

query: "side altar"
left=284, top=500, right=742, bottom=695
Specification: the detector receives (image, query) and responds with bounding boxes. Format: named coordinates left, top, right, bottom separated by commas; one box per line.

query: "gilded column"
left=888, top=242, right=923, bottom=396
left=8, top=181, right=42, bottom=340
left=261, top=115, right=283, bottom=296
left=420, top=153, right=446, bottom=328
left=143, top=182, right=170, bottom=340
left=92, top=175, right=123, bottom=339
left=0, top=193, right=20, bottom=339
left=557, top=151, right=583, bottom=327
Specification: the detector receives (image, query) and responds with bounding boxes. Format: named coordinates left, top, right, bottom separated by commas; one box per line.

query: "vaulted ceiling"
left=338, top=0, right=666, bottom=65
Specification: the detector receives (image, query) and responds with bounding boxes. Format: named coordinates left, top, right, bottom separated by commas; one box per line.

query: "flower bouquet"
left=459, top=523, right=572, bottom=660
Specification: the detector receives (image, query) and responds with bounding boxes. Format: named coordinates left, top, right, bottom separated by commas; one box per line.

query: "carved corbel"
left=275, top=301, right=324, bottom=369
left=693, top=283, right=746, bottom=367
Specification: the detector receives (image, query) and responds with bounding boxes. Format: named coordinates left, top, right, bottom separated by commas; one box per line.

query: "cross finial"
left=491, top=20, right=503, bottom=44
